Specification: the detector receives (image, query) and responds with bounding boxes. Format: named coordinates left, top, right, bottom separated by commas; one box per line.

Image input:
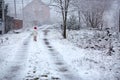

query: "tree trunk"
left=63, top=0, right=69, bottom=39
left=63, top=21, right=66, bottom=39
left=56, top=0, right=70, bottom=39
left=78, top=10, right=81, bottom=28
left=119, top=9, right=120, bottom=32
left=63, top=11, right=67, bottom=39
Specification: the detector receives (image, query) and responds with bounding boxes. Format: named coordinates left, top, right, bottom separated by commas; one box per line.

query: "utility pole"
left=2, top=0, right=5, bottom=34
left=119, top=9, right=120, bottom=32
left=22, top=0, right=24, bottom=18
left=14, top=0, right=17, bottom=18
left=22, top=0, right=24, bottom=29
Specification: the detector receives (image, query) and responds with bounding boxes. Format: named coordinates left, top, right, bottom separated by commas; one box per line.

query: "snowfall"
left=0, top=24, right=120, bottom=80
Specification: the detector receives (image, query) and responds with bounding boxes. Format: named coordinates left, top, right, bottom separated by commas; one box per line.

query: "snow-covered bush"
left=67, top=15, right=80, bottom=30
left=82, top=9, right=104, bottom=30
left=68, top=29, right=120, bottom=56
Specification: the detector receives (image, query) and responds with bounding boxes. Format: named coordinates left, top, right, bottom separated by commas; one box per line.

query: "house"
left=13, top=19, right=23, bottom=30
left=23, top=0, right=50, bottom=27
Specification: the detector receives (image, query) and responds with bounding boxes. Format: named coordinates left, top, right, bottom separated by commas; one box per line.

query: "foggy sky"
left=4, top=0, right=51, bottom=17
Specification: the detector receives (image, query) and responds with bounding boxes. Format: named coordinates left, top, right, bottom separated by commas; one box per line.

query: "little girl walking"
left=33, top=26, right=38, bottom=41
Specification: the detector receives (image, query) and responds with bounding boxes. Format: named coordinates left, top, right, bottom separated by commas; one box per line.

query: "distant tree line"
left=0, top=0, right=13, bottom=34
left=0, top=0, right=8, bottom=19
left=51, top=0, right=120, bottom=38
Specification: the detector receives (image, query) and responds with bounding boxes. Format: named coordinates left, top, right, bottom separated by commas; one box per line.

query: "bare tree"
left=71, top=0, right=82, bottom=28
left=82, top=9, right=104, bottom=30
left=72, top=0, right=112, bottom=30
left=52, top=0, right=71, bottom=39
left=82, top=0, right=107, bottom=30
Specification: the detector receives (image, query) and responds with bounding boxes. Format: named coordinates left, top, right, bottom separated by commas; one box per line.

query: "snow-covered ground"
left=0, top=25, right=120, bottom=80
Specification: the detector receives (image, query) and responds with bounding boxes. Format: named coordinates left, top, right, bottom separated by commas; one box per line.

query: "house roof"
left=24, top=0, right=49, bottom=9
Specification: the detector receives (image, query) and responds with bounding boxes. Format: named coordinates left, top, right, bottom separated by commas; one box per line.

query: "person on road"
left=32, top=26, right=38, bottom=41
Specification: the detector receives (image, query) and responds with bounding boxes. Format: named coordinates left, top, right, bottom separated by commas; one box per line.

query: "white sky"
left=4, top=0, right=59, bottom=22
left=4, top=0, right=51, bottom=17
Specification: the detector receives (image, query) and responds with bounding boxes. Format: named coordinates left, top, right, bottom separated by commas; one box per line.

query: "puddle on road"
left=43, top=31, right=81, bottom=80
left=10, top=66, right=21, bottom=72
left=49, top=49, right=54, bottom=51
left=43, top=38, right=48, bottom=41
left=55, top=62, right=64, bottom=66
left=58, top=67, right=69, bottom=72
left=45, top=41, right=50, bottom=45
left=47, top=45, right=52, bottom=48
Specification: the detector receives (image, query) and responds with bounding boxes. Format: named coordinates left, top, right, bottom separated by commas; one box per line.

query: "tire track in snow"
left=1, top=35, right=31, bottom=80
left=43, top=29, right=81, bottom=80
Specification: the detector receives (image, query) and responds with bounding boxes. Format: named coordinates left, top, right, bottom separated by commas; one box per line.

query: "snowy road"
left=0, top=26, right=82, bottom=80
left=0, top=33, right=31, bottom=80
left=43, top=29, right=81, bottom=80
left=1, top=25, right=118, bottom=80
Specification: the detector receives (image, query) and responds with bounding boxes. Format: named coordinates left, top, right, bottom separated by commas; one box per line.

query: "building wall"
left=23, top=0, right=50, bottom=27
left=13, top=19, right=23, bottom=29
